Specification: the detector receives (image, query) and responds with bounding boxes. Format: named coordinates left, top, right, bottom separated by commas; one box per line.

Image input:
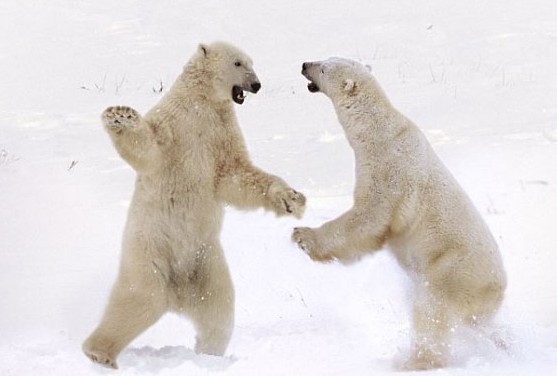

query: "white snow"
left=1, top=0, right=557, bottom=375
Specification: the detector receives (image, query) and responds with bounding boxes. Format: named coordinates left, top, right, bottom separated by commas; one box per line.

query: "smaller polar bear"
left=293, top=58, right=506, bottom=370
left=82, top=42, right=305, bottom=369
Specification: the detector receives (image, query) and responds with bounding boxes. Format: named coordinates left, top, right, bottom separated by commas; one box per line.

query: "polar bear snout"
left=241, top=72, right=261, bottom=94
left=249, top=82, right=261, bottom=93
left=301, top=62, right=315, bottom=78
left=302, top=62, right=321, bottom=93
left=230, top=68, right=261, bottom=104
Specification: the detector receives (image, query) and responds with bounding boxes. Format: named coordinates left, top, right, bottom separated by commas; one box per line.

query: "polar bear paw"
left=268, top=183, right=306, bottom=219
left=102, top=106, right=140, bottom=133
left=292, top=227, right=333, bottom=262
left=399, top=352, right=446, bottom=371
left=83, top=347, right=118, bottom=369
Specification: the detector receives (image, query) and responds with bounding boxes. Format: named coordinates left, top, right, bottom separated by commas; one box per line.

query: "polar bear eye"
left=320, top=68, right=325, bottom=74
left=234, top=61, right=242, bottom=67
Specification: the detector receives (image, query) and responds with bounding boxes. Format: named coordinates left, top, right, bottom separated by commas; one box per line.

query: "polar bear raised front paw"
left=292, top=227, right=333, bottom=262
left=102, top=106, right=140, bottom=133
left=268, top=183, right=306, bottom=219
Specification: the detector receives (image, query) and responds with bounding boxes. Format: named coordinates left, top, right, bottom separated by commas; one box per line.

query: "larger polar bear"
left=293, top=58, right=506, bottom=370
left=83, top=41, right=305, bottom=369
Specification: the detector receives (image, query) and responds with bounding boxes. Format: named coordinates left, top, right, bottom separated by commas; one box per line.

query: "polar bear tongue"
left=232, top=85, right=246, bottom=104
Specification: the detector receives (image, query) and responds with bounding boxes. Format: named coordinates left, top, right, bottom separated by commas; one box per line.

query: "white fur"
left=82, top=42, right=305, bottom=369
left=294, top=58, right=506, bottom=370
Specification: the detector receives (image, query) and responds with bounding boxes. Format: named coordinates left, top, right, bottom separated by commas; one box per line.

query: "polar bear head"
left=193, top=41, right=261, bottom=105
left=301, top=58, right=372, bottom=101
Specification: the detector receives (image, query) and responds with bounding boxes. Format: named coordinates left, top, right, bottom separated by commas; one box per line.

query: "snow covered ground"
left=1, top=0, right=557, bottom=374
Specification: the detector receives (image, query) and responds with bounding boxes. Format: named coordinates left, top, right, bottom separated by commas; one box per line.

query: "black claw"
left=282, top=198, right=293, bottom=213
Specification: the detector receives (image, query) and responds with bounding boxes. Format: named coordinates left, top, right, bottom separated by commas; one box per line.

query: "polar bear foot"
left=102, top=106, right=141, bottom=133
left=83, top=347, right=118, bottom=369
left=398, top=354, right=445, bottom=371
left=397, top=346, right=447, bottom=371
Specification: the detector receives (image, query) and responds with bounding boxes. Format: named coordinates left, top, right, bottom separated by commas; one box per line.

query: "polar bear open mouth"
left=307, top=82, right=320, bottom=93
left=232, top=85, right=246, bottom=104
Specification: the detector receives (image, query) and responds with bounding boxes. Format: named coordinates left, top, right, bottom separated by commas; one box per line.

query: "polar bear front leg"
left=216, top=162, right=306, bottom=218
left=292, top=208, right=388, bottom=262
left=102, top=106, right=162, bottom=172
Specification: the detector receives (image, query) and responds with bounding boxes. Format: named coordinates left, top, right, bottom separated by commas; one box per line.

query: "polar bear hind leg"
left=191, top=290, right=234, bottom=356
left=172, top=245, right=235, bottom=356
left=82, top=270, right=166, bottom=369
left=402, top=290, right=452, bottom=371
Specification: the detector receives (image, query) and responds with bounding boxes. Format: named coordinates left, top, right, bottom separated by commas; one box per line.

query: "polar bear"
left=82, top=42, right=305, bottom=369
left=292, top=58, right=506, bottom=370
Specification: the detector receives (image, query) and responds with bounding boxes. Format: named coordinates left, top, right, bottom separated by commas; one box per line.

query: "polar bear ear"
left=343, top=79, right=358, bottom=96
left=198, top=43, right=209, bottom=57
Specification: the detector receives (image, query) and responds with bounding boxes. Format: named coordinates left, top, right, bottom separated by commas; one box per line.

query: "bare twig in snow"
left=68, top=160, right=79, bottom=171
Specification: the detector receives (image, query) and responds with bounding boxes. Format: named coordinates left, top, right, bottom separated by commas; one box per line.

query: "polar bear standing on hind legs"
left=293, top=58, right=506, bottom=370
left=82, top=41, right=305, bottom=369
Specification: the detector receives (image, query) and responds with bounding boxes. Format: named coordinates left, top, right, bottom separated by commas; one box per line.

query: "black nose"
left=251, top=82, right=261, bottom=93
